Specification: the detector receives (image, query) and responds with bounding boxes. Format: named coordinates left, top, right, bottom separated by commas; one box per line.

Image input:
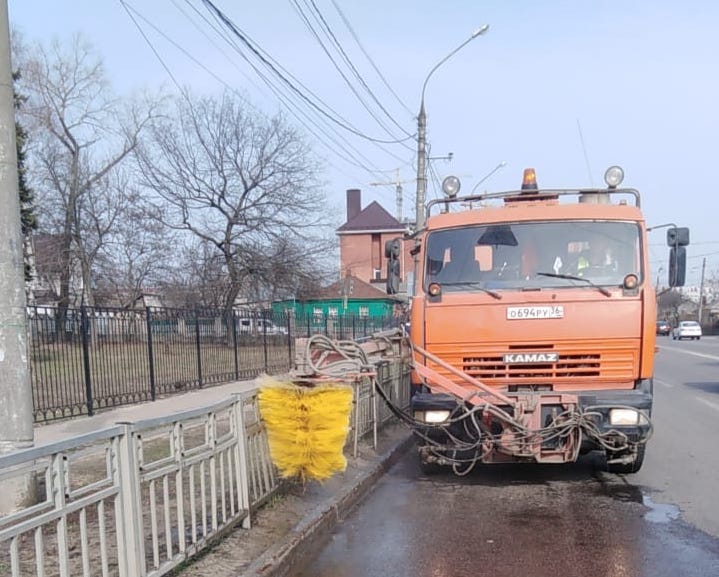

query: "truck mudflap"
left=410, top=345, right=652, bottom=474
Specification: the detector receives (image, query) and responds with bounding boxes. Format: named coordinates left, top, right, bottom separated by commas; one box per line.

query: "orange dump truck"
left=388, top=167, right=688, bottom=474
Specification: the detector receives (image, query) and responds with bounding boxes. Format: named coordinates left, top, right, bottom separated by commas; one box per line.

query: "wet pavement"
left=292, top=450, right=719, bottom=577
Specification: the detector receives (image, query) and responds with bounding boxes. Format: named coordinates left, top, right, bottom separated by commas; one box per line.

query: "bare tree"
left=16, top=35, right=160, bottom=317
left=136, top=90, right=332, bottom=325
left=243, top=235, right=336, bottom=303
left=93, top=174, right=176, bottom=308
left=157, top=239, right=229, bottom=309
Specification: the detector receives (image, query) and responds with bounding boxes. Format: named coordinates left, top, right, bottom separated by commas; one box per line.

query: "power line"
left=182, top=0, right=385, bottom=173
left=330, top=0, right=414, bottom=118
left=426, top=147, right=444, bottom=202
left=123, top=0, right=401, bottom=185
left=199, top=12, right=410, bottom=179
left=194, top=0, right=411, bottom=168
left=199, top=0, right=414, bottom=146
left=169, top=0, right=268, bottom=97
left=122, top=0, right=415, bottom=192
left=687, top=250, right=719, bottom=260
left=119, top=0, right=184, bottom=93
left=289, top=0, right=405, bottom=142
left=301, top=0, right=414, bottom=142
left=649, top=241, right=719, bottom=246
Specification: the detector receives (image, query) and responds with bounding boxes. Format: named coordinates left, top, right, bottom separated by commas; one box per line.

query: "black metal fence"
left=28, top=305, right=395, bottom=422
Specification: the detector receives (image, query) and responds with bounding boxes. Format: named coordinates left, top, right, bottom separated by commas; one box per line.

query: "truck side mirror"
left=668, top=246, right=686, bottom=287
left=667, top=227, right=690, bottom=247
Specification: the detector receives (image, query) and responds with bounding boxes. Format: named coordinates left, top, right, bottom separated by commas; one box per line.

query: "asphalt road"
left=638, top=335, right=719, bottom=536
left=292, top=336, right=719, bottom=577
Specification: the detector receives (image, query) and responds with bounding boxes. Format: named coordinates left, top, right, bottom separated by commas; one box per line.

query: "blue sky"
left=9, top=0, right=719, bottom=286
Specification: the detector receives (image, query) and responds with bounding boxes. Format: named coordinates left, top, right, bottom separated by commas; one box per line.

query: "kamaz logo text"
left=503, top=352, right=559, bottom=363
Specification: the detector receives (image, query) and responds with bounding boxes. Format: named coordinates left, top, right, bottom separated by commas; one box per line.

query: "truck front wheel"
left=606, top=444, right=646, bottom=474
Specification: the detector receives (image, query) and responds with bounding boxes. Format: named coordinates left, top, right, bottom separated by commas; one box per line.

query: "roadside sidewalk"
left=31, top=378, right=414, bottom=577
left=33, top=379, right=260, bottom=445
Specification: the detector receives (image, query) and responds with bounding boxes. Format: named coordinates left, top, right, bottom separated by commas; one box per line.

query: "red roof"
left=336, top=201, right=405, bottom=233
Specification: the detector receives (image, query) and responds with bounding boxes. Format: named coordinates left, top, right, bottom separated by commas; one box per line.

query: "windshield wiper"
left=440, top=282, right=503, bottom=300
left=535, top=272, right=612, bottom=297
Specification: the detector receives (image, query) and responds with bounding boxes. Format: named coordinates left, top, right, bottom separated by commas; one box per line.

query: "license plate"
left=506, top=306, right=564, bottom=320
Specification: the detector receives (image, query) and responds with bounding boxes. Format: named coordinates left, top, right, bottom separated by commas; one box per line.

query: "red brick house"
left=336, top=189, right=414, bottom=294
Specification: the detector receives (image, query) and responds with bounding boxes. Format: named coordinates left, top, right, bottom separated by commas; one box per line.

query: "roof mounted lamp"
left=604, top=165, right=624, bottom=189
left=442, top=175, right=461, bottom=198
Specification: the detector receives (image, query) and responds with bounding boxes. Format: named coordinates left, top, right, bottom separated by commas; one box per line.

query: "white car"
left=672, top=320, right=702, bottom=340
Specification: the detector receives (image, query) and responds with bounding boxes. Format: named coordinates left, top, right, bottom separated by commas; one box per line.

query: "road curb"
left=243, top=430, right=414, bottom=577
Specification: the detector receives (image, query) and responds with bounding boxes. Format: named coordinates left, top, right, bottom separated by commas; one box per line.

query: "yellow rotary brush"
left=258, top=376, right=354, bottom=482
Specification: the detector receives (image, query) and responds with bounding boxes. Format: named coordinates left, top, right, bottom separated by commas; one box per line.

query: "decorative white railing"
left=0, top=396, right=261, bottom=577
left=0, top=354, right=409, bottom=577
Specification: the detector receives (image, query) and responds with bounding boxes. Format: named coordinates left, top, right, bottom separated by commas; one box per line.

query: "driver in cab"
left=576, top=237, right=617, bottom=277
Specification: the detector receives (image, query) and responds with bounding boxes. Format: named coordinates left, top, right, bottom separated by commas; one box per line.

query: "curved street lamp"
left=470, top=160, right=507, bottom=194
left=415, top=25, right=490, bottom=230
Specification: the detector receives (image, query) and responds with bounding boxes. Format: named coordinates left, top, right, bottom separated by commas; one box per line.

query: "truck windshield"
left=425, top=221, right=642, bottom=292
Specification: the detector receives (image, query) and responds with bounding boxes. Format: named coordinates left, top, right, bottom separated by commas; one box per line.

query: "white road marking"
left=654, top=378, right=674, bottom=388
left=657, top=346, right=719, bottom=362
left=696, top=397, right=719, bottom=412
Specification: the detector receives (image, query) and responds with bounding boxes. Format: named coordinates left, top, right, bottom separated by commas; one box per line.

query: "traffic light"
left=385, top=238, right=401, bottom=258
left=385, top=238, right=401, bottom=294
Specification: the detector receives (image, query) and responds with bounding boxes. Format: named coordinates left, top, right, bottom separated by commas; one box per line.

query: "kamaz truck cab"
left=389, top=166, right=688, bottom=474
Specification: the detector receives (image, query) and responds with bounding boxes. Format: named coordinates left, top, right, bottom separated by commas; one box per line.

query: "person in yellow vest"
left=577, top=237, right=617, bottom=277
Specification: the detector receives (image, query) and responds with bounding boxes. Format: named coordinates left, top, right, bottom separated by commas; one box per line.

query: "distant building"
left=26, top=233, right=83, bottom=307
left=272, top=274, right=403, bottom=333
left=336, top=188, right=414, bottom=295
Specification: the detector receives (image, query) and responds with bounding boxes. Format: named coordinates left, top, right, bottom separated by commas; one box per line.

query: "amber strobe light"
left=428, top=282, right=442, bottom=296
left=521, top=168, right=538, bottom=191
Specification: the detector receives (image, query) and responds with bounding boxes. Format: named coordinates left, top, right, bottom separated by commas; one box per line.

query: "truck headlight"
left=609, top=408, right=648, bottom=426
left=414, top=410, right=451, bottom=424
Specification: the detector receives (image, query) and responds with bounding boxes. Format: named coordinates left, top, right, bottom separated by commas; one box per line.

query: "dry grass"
left=30, top=338, right=293, bottom=421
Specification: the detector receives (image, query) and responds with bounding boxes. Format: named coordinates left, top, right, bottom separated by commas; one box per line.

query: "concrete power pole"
left=698, top=257, right=706, bottom=325
left=415, top=103, right=427, bottom=230
left=0, top=0, right=35, bottom=509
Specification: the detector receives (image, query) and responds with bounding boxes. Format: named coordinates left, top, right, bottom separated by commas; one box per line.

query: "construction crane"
left=369, top=169, right=416, bottom=223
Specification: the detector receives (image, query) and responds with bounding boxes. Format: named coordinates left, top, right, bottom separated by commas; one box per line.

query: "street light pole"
left=415, top=25, right=489, bottom=230
left=471, top=160, right=507, bottom=194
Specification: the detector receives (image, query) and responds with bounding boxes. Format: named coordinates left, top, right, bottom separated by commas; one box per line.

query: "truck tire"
left=606, top=445, right=645, bottom=474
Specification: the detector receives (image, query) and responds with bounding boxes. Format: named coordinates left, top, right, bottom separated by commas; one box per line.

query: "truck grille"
left=463, top=353, right=601, bottom=379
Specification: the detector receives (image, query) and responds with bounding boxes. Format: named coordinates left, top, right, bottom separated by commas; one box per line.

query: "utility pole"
left=698, top=257, right=706, bottom=325
left=415, top=102, right=428, bottom=229
left=370, top=169, right=415, bottom=223
left=0, top=0, right=35, bottom=506
left=395, top=177, right=403, bottom=223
